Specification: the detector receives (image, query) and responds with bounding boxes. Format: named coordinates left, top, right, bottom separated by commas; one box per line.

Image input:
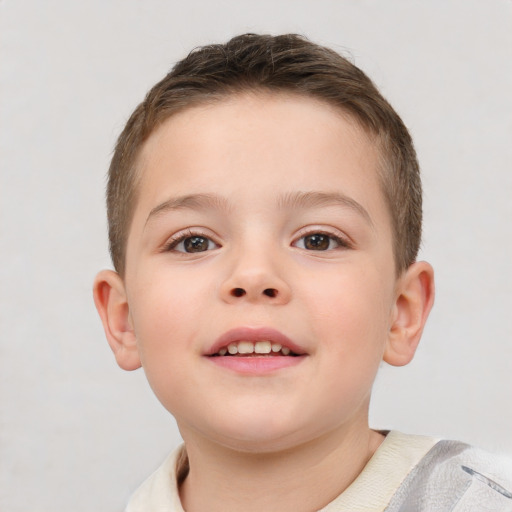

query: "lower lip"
left=207, top=355, right=306, bottom=374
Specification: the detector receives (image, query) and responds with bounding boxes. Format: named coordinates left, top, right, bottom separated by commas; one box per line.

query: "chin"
left=216, top=431, right=304, bottom=454
left=198, top=412, right=321, bottom=455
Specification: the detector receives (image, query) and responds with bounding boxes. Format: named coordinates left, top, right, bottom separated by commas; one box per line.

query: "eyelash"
left=163, top=228, right=351, bottom=254
left=163, top=229, right=220, bottom=253
left=293, top=230, right=352, bottom=251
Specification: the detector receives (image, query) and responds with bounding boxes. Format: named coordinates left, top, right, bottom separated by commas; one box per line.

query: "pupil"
left=305, top=234, right=329, bottom=250
left=184, top=236, right=208, bottom=252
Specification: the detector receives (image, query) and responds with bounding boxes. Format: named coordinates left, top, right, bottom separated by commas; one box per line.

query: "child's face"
left=122, top=93, right=401, bottom=451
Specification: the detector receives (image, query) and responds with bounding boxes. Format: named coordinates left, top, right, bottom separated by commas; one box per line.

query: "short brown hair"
left=107, top=33, right=422, bottom=275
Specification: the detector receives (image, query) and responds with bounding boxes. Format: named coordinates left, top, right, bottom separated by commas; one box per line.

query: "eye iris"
left=304, top=234, right=330, bottom=250
left=184, top=236, right=209, bottom=252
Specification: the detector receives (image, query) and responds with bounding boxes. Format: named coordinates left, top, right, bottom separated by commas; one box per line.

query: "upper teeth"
left=218, top=341, right=291, bottom=356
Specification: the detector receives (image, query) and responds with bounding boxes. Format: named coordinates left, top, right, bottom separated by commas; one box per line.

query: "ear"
left=383, top=261, right=435, bottom=367
left=93, top=269, right=142, bottom=371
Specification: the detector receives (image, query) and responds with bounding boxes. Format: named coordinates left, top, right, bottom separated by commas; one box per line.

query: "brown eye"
left=294, top=232, right=346, bottom=251
left=183, top=236, right=211, bottom=252
left=303, top=234, right=330, bottom=250
left=169, top=234, right=218, bottom=253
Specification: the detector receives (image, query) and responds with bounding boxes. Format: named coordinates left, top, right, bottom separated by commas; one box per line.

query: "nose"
left=219, top=250, right=292, bottom=305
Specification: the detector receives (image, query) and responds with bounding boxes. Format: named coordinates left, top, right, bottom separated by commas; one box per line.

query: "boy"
left=93, top=34, right=512, bottom=511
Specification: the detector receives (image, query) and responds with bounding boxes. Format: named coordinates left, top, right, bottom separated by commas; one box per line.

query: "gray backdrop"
left=1, top=1, right=511, bottom=510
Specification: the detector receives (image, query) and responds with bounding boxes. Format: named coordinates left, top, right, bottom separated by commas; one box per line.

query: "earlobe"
left=384, top=261, right=435, bottom=367
left=93, top=270, right=142, bottom=371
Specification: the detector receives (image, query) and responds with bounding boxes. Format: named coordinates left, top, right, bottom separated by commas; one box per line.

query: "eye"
left=294, top=232, right=347, bottom=251
left=167, top=233, right=219, bottom=253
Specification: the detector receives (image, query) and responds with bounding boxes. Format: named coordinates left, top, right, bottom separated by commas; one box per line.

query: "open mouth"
left=207, top=328, right=305, bottom=373
left=206, top=327, right=306, bottom=368
left=210, top=340, right=297, bottom=357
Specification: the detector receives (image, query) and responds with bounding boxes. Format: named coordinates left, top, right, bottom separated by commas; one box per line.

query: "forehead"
left=132, top=93, right=389, bottom=230
left=137, top=92, right=381, bottom=187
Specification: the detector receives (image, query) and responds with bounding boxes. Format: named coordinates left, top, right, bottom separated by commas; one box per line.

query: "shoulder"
left=386, top=438, right=512, bottom=511
left=424, top=440, right=512, bottom=495
left=455, top=442, right=512, bottom=486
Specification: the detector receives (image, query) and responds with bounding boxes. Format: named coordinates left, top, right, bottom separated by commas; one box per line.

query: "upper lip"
left=206, top=327, right=306, bottom=356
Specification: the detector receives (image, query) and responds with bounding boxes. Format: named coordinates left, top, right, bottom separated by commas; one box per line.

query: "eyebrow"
left=278, top=191, right=374, bottom=227
left=145, top=190, right=373, bottom=227
left=146, top=193, right=231, bottom=225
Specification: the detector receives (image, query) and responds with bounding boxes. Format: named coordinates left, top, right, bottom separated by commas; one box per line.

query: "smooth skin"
left=94, top=93, right=434, bottom=512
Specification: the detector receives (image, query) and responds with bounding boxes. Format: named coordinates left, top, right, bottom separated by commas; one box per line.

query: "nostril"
left=229, top=287, right=279, bottom=299
left=231, top=288, right=246, bottom=297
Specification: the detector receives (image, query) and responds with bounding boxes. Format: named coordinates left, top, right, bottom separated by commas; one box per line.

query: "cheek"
left=128, top=281, right=202, bottom=413
left=307, top=272, right=390, bottom=417
left=131, top=263, right=209, bottom=320
left=305, top=264, right=390, bottom=322
left=301, top=265, right=392, bottom=367
left=128, top=272, right=207, bottom=366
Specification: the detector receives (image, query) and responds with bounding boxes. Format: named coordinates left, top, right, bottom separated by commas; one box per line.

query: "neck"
left=179, top=423, right=385, bottom=512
